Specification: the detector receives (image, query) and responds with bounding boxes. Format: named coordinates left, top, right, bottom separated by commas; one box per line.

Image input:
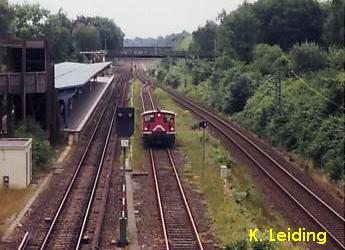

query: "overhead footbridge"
left=81, top=47, right=215, bottom=59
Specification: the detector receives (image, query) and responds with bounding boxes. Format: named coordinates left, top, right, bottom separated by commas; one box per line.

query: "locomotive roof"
left=141, top=109, right=176, bottom=116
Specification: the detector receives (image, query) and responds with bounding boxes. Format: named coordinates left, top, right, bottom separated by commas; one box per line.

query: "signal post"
left=115, top=107, right=135, bottom=248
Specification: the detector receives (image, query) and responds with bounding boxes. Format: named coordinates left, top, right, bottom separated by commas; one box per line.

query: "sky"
left=8, top=0, right=251, bottom=38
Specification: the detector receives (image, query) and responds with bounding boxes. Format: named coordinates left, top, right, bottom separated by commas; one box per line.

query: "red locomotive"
left=141, top=109, right=176, bottom=147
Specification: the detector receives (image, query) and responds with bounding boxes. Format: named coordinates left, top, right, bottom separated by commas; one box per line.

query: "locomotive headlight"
left=157, top=113, right=161, bottom=117
left=144, top=127, right=148, bottom=131
left=170, top=127, right=174, bottom=131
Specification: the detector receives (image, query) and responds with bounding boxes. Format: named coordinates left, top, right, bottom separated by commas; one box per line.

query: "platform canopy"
left=54, top=62, right=111, bottom=89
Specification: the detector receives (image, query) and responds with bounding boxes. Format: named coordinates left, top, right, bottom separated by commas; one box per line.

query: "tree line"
left=151, top=0, right=344, bottom=183
left=192, top=0, right=343, bottom=58
left=0, top=0, right=124, bottom=63
left=124, top=31, right=190, bottom=47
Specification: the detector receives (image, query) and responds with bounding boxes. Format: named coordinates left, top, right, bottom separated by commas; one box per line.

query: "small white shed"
left=0, top=138, right=32, bottom=189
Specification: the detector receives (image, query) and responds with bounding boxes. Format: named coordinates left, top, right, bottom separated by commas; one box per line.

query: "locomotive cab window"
left=164, top=113, right=174, bottom=123
left=144, top=114, right=155, bottom=122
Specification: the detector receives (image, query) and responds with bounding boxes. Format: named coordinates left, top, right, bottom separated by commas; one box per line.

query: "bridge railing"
left=107, top=47, right=214, bottom=58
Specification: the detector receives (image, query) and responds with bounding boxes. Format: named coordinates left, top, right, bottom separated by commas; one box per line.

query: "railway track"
left=140, top=79, right=204, bottom=249
left=138, top=69, right=345, bottom=249
left=78, top=71, right=130, bottom=250
left=20, top=70, right=129, bottom=250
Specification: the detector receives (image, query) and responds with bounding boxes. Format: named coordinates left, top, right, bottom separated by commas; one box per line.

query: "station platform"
left=63, top=75, right=114, bottom=145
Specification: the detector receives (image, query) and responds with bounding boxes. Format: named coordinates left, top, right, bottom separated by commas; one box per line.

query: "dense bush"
left=237, top=71, right=344, bottom=181
left=163, top=72, right=180, bottom=89
left=327, top=46, right=345, bottom=70
left=15, top=118, right=53, bottom=170
left=289, top=42, right=328, bottom=72
left=223, top=75, right=254, bottom=114
left=252, top=44, right=284, bottom=75
left=224, top=240, right=247, bottom=250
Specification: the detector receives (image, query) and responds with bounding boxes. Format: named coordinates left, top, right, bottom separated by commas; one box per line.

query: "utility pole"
left=274, top=72, right=282, bottom=115
left=278, top=72, right=282, bottom=112
left=184, top=58, right=187, bottom=88
left=199, top=120, right=208, bottom=182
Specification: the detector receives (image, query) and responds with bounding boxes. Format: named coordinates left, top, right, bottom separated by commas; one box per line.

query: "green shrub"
left=252, top=44, right=284, bottom=75
left=224, top=240, right=248, bottom=250
left=223, top=75, right=254, bottom=114
left=327, top=46, right=345, bottom=70
left=251, top=239, right=274, bottom=250
left=289, top=42, right=327, bottom=72
left=163, top=72, right=180, bottom=88
left=14, top=118, right=53, bottom=169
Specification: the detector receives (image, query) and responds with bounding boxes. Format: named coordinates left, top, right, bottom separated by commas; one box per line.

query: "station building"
left=0, top=37, right=115, bottom=187
left=0, top=38, right=58, bottom=143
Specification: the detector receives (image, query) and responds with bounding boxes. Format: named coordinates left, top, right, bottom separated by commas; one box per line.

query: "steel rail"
left=149, top=148, right=170, bottom=250
left=147, top=86, right=156, bottom=110
left=75, top=76, right=128, bottom=249
left=17, top=231, right=29, bottom=250
left=140, top=80, right=169, bottom=249
left=38, top=75, right=124, bottom=250
left=156, top=83, right=345, bottom=249
left=140, top=75, right=203, bottom=249
left=166, top=149, right=204, bottom=249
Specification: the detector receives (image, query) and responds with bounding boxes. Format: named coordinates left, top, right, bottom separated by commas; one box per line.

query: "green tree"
left=323, top=0, right=345, bottom=46
left=45, top=10, right=74, bottom=62
left=73, top=25, right=101, bottom=51
left=252, top=44, right=284, bottom=75
left=217, top=2, right=258, bottom=62
left=0, top=0, right=12, bottom=36
left=224, top=75, right=254, bottom=114
left=192, top=20, right=217, bottom=52
left=289, top=42, right=327, bottom=72
left=87, top=16, right=124, bottom=49
left=253, top=0, right=324, bottom=50
left=12, top=3, right=50, bottom=38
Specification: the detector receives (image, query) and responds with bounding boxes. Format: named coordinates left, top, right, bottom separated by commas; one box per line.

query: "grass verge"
left=0, top=188, right=34, bottom=237
left=129, top=78, right=145, bottom=171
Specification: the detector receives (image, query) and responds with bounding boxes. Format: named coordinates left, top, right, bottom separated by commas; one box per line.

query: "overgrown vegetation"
left=129, top=78, right=145, bottom=171
left=14, top=118, right=53, bottom=171
left=150, top=0, right=345, bottom=182
left=0, top=0, right=124, bottom=64
left=153, top=88, right=305, bottom=249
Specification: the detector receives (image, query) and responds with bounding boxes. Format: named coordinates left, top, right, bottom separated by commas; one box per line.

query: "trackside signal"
left=116, top=107, right=135, bottom=137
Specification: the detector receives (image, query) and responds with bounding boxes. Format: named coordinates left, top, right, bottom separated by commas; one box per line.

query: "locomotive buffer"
left=116, top=107, right=135, bottom=247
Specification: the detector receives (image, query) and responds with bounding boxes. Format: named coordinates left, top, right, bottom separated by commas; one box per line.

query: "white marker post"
left=119, top=138, right=129, bottom=247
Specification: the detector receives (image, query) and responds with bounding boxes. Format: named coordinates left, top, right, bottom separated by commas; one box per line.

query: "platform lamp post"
left=115, top=107, right=135, bottom=248
left=199, top=120, right=208, bottom=183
